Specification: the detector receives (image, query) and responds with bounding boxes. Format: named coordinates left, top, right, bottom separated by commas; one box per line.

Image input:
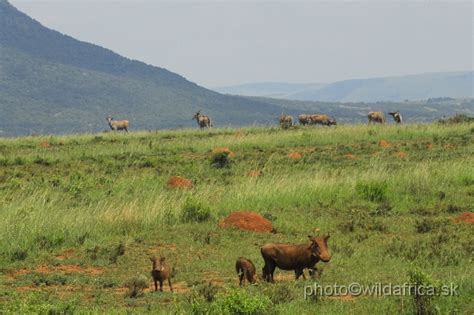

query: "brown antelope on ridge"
left=193, top=111, right=212, bottom=129
left=106, top=115, right=129, bottom=132
left=367, top=111, right=385, bottom=124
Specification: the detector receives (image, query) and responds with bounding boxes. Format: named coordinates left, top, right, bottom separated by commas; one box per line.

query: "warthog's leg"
left=238, top=270, right=245, bottom=286
left=154, top=279, right=158, bottom=291
left=159, top=280, right=164, bottom=292
left=168, top=278, right=173, bottom=292
left=295, top=269, right=306, bottom=280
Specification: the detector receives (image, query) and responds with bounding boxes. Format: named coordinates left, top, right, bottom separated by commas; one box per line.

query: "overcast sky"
left=10, top=0, right=473, bottom=87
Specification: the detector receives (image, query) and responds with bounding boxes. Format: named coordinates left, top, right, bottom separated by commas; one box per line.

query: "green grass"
left=0, top=123, right=473, bottom=314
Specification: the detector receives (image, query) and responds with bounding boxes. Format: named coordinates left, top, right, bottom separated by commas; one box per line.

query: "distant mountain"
left=214, top=82, right=326, bottom=99
left=214, top=72, right=474, bottom=102
left=0, top=1, right=286, bottom=136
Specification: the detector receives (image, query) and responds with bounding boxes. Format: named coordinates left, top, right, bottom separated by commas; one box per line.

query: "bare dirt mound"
left=344, top=154, right=357, bottom=160
left=378, top=140, right=391, bottom=148
left=288, top=152, right=302, bottom=160
left=247, top=170, right=263, bottom=177
left=167, top=176, right=193, bottom=189
left=219, top=211, right=273, bottom=233
left=455, top=212, right=474, bottom=224
left=394, top=151, right=408, bottom=158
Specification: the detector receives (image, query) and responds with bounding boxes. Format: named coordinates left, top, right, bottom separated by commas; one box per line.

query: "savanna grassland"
left=0, top=123, right=473, bottom=314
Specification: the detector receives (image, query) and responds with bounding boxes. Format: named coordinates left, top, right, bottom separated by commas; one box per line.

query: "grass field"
left=0, top=123, right=473, bottom=314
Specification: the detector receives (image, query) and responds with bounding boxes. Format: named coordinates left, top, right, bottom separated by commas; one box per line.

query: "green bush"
left=214, top=288, right=272, bottom=314
left=182, top=198, right=212, bottom=223
left=408, top=269, right=440, bottom=315
left=125, top=275, right=149, bottom=298
left=211, top=152, right=232, bottom=169
left=356, top=180, right=388, bottom=202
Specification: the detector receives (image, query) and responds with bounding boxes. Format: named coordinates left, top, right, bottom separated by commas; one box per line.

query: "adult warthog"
left=261, top=234, right=331, bottom=282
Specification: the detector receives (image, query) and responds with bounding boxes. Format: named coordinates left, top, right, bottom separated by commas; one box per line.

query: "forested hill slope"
left=0, top=1, right=286, bottom=136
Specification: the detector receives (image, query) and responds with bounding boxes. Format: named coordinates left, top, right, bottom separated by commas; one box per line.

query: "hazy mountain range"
left=214, top=71, right=473, bottom=102
left=0, top=0, right=472, bottom=137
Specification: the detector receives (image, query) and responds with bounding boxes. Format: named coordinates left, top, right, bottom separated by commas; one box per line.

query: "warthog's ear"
left=324, top=234, right=330, bottom=241
left=307, top=235, right=313, bottom=241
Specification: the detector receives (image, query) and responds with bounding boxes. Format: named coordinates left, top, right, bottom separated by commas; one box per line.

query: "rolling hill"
left=214, top=72, right=474, bottom=102
left=0, top=0, right=287, bottom=136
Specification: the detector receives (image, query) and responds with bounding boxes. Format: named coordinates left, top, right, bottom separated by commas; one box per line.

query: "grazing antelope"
left=279, top=114, right=294, bottom=129
left=106, top=116, right=129, bottom=132
left=298, top=114, right=312, bottom=126
left=389, top=111, right=403, bottom=124
left=367, top=112, right=385, bottom=124
left=150, top=256, right=173, bottom=292
left=310, top=114, right=337, bottom=126
left=193, top=111, right=212, bottom=129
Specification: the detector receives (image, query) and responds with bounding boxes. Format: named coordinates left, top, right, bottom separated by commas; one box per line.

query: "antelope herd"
left=106, top=110, right=403, bottom=132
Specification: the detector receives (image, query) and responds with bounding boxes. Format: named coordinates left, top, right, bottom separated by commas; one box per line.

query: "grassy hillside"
left=0, top=123, right=473, bottom=313
left=0, top=1, right=286, bottom=136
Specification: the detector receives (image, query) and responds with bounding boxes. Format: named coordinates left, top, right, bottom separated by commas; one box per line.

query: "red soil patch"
left=167, top=176, right=193, bottom=189
left=344, top=154, right=358, bottom=160
left=394, top=151, right=408, bottom=158
left=11, top=265, right=103, bottom=277
left=288, top=152, right=302, bottom=160
left=219, top=211, right=273, bottom=233
left=212, top=147, right=236, bottom=157
left=378, top=140, right=391, bottom=148
left=454, top=212, right=474, bottom=224
left=39, top=141, right=51, bottom=148
left=247, top=170, right=263, bottom=177
left=55, top=248, right=75, bottom=261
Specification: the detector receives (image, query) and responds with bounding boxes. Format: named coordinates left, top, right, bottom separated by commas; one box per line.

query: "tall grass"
left=0, top=123, right=472, bottom=313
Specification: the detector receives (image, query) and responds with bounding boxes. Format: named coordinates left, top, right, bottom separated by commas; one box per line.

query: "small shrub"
left=415, top=218, right=440, bottom=234
left=356, top=181, right=388, bottom=202
left=11, top=248, right=28, bottom=261
left=408, top=269, right=440, bottom=315
left=125, top=275, right=149, bottom=298
left=211, top=152, right=232, bottom=169
left=110, top=241, right=126, bottom=263
left=32, top=274, right=68, bottom=286
left=261, top=283, right=295, bottom=304
left=371, top=201, right=392, bottom=216
left=213, top=288, right=272, bottom=314
left=197, top=281, right=220, bottom=303
left=182, top=199, right=212, bottom=223
left=443, top=204, right=462, bottom=213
